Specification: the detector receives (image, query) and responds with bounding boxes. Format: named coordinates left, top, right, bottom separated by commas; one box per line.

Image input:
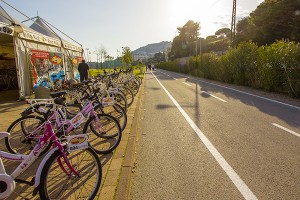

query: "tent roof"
left=29, top=17, right=60, bottom=40
left=0, top=6, right=82, bottom=52
left=0, top=6, right=20, bottom=46
left=28, top=16, right=82, bottom=51
left=0, top=6, right=51, bottom=41
left=0, top=5, right=12, bottom=25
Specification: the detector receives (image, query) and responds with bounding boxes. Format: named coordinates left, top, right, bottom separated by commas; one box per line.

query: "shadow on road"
left=171, top=73, right=300, bottom=128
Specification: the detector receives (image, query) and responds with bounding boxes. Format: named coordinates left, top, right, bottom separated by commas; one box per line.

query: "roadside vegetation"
left=89, top=45, right=146, bottom=78
left=89, top=65, right=146, bottom=78
left=159, top=41, right=300, bottom=97
left=157, top=0, right=300, bottom=98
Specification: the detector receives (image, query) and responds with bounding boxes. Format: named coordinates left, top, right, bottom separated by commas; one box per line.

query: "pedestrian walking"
left=151, top=64, right=155, bottom=71
left=78, top=59, right=89, bottom=82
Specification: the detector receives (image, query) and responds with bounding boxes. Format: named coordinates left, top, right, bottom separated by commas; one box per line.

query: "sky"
left=1, top=0, right=264, bottom=61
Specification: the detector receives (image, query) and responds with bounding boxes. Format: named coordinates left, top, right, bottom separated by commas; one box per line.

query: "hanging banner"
left=30, top=49, right=64, bottom=90
left=69, top=56, right=82, bottom=81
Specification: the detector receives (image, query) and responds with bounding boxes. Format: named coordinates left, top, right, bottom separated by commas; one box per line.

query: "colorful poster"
left=69, top=56, right=82, bottom=81
left=30, top=49, right=64, bottom=90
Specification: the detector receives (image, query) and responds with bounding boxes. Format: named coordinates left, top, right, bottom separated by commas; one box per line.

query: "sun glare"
left=168, top=0, right=232, bottom=37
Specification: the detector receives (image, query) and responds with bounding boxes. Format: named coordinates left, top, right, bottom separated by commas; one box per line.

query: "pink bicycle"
left=5, top=96, right=122, bottom=155
left=0, top=120, right=102, bottom=199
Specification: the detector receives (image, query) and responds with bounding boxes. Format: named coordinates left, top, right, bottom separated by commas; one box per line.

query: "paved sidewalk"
left=0, top=83, right=144, bottom=200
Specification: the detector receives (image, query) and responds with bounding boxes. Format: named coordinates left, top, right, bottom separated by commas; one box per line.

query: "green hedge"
left=158, top=40, right=300, bottom=97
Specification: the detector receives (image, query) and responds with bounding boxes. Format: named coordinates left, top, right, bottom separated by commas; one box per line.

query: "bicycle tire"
left=3, top=75, right=10, bottom=90
left=127, top=80, right=139, bottom=95
left=119, top=86, right=134, bottom=107
left=63, top=91, right=83, bottom=116
left=135, top=75, right=142, bottom=86
left=39, top=147, right=101, bottom=200
left=5, top=115, right=52, bottom=156
left=95, top=103, right=127, bottom=132
left=83, top=113, right=122, bottom=154
left=115, top=92, right=128, bottom=112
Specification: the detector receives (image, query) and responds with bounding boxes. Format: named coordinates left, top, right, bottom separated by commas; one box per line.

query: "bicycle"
left=6, top=95, right=122, bottom=155
left=0, top=120, right=102, bottom=199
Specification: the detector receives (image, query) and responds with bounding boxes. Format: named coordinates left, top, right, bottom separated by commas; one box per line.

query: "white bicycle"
left=0, top=119, right=102, bottom=199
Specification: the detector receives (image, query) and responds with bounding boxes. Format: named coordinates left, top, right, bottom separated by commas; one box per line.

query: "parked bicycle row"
left=0, top=68, right=18, bottom=91
left=0, top=68, right=142, bottom=199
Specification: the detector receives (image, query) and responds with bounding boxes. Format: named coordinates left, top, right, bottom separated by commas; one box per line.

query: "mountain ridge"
left=132, top=41, right=171, bottom=57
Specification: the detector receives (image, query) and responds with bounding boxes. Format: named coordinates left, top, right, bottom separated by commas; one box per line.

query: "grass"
left=88, top=66, right=146, bottom=78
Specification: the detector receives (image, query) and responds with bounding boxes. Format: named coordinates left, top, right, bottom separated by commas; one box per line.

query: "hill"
left=132, top=41, right=171, bottom=60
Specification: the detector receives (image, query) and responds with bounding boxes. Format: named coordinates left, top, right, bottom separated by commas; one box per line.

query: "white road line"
left=272, top=123, right=300, bottom=138
left=182, top=82, right=192, bottom=87
left=166, top=71, right=300, bottom=110
left=151, top=72, right=257, bottom=200
left=202, top=91, right=227, bottom=102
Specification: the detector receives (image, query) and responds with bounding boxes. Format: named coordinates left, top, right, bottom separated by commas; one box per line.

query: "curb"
left=97, top=80, right=144, bottom=200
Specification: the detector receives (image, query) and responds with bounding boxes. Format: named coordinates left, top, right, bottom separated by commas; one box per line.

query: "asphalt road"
left=130, top=69, right=300, bottom=200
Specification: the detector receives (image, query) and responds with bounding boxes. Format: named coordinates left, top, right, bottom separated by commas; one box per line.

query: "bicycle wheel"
left=115, top=93, right=128, bottom=112
left=135, top=75, right=142, bottom=86
left=83, top=113, right=122, bottom=154
left=5, top=115, right=52, bottom=156
left=63, top=91, right=83, bottom=116
left=39, top=147, right=101, bottom=200
left=127, top=80, right=139, bottom=96
left=119, top=86, right=134, bottom=107
left=3, top=75, right=10, bottom=90
left=95, top=103, right=127, bottom=132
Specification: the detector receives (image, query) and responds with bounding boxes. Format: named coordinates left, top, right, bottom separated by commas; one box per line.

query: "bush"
left=258, top=41, right=300, bottom=96
left=222, top=42, right=259, bottom=86
left=158, top=40, right=300, bottom=98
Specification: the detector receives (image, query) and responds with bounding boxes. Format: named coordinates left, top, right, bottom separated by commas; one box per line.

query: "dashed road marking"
left=272, top=123, right=300, bottom=138
left=182, top=82, right=192, bottom=87
left=164, top=70, right=300, bottom=110
left=201, top=91, right=227, bottom=102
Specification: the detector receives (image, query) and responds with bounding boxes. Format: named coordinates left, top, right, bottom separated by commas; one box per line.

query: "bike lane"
left=130, top=72, right=248, bottom=200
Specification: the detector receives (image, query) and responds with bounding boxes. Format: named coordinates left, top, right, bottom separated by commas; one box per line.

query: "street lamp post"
left=196, top=39, right=198, bottom=56
left=195, top=37, right=202, bottom=57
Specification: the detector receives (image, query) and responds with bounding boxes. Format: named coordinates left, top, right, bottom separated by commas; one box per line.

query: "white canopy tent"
left=0, top=6, right=83, bottom=99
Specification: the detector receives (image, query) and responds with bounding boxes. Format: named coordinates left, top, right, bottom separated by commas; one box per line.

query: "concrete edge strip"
left=115, top=79, right=145, bottom=200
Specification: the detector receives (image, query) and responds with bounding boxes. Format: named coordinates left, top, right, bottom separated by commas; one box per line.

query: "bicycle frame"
left=0, top=121, right=85, bottom=198
left=23, top=99, right=100, bottom=138
left=65, top=100, right=99, bottom=130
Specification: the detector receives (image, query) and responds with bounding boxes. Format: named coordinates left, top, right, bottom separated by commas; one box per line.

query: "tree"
left=121, top=46, right=133, bottom=68
left=235, top=17, right=257, bottom=44
left=147, top=52, right=166, bottom=64
left=169, top=20, right=201, bottom=59
left=215, top=28, right=231, bottom=38
left=206, top=35, right=218, bottom=42
left=236, top=0, right=300, bottom=45
left=99, top=45, right=106, bottom=69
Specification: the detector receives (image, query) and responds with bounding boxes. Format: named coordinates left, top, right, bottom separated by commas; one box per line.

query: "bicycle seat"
left=70, top=83, right=82, bottom=87
left=50, top=91, right=67, bottom=98
left=54, top=97, right=66, bottom=105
